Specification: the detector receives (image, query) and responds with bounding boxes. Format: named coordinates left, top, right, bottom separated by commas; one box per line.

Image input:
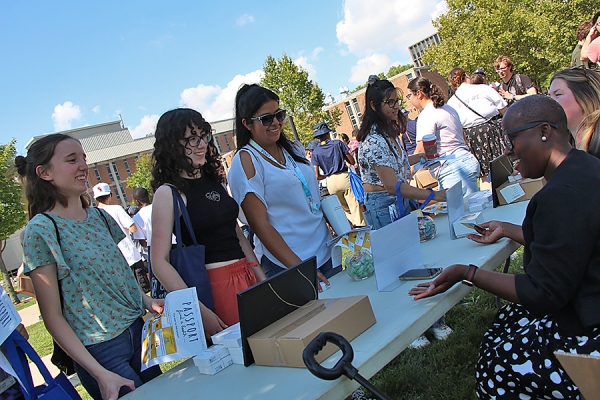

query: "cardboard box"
left=496, top=178, right=545, bottom=206
left=247, top=295, right=376, bottom=368
left=555, top=352, right=600, bottom=400
left=412, top=168, right=438, bottom=190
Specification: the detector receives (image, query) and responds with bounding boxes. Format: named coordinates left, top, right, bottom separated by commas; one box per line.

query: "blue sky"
left=0, top=0, right=444, bottom=153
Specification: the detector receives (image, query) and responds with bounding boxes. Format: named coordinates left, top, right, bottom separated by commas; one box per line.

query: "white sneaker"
left=409, top=334, right=430, bottom=349
left=428, top=321, right=453, bottom=340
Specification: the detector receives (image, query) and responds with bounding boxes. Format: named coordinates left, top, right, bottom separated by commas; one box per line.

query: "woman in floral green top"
left=17, top=134, right=163, bottom=400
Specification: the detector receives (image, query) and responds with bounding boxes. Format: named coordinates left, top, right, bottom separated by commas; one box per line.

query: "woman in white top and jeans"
left=228, top=84, right=334, bottom=288
left=408, top=77, right=480, bottom=196
left=447, top=68, right=507, bottom=186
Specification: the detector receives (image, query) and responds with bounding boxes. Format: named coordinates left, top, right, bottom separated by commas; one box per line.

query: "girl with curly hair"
left=18, top=134, right=163, bottom=400
left=150, top=108, right=265, bottom=336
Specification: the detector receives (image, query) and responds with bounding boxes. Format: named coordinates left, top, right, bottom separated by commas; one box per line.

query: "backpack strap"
left=515, top=74, right=525, bottom=94
left=40, top=213, right=61, bottom=246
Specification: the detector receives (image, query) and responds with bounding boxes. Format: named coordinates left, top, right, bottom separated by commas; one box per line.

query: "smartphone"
left=399, top=267, right=443, bottom=281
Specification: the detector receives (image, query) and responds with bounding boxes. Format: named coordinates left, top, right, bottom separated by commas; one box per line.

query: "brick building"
left=324, top=67, right=450, bottom=136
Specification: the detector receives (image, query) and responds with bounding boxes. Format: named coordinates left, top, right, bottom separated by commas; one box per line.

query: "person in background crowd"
left=549, top=67, right=600, bottom=158
left=131, top=187, right=153, bottom=262
left=407, top=76, right=480, bottom=196
left=311, top=122, right=365, bottom=228
left=410, top=95, right=600, bottom=399
left=447, top=68, right=507, bottom=187
left=19, top=134, right=163, bottom=400
left=306, top=140, right=329, bottom=198
left=470, top=68, right=487, bottom=85
left=228, top=84, right=337, bottom=286
left=93, top=183, right=150, bottom=293
left=494, top=55, right=538, bottom=105
left=581, top=12, right=600, bottom=65
left=398, top=108, right=417, bottom=155
left=150, top=108, right=265, bottom=335
left=572, top=20, right=594, bottom=68
left=340, top=133, right=350, bottom=146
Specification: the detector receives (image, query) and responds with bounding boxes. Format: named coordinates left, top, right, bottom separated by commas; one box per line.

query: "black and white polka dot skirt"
left=476, top=303, right=600, bottom=399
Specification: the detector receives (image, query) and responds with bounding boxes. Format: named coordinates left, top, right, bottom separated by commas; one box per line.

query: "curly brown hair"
left=448, top=68, right=468, bottom=90
left=407, top=77, right=445, bottom=108
left=150, top=108, right=223, bottom=192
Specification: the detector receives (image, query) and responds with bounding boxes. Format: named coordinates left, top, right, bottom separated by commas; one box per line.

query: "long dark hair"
left=234, top=84, right=308, bottom=164
left=408, top=77, right=445, bottom=108
left=357, top=77, right=398, bottom=142
left=15, top=134, right=89, bottom=219
left=151, top=108, right=223, bottom=192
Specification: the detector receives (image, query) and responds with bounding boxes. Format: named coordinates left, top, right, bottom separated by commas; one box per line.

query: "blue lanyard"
left=249, top=140, right=320, bottom=214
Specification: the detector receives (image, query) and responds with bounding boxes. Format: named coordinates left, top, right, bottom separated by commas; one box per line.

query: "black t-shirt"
left=178, top=176, right=244, bottom=264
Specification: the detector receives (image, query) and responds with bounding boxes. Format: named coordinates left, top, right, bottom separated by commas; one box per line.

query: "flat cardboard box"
left=248, top=295, right=376, bottom=368
left=496, top=178, right=545, bottom=206
left=412, top=168, right=438, bottom=190
left=555, top=352, right=600, bottom=400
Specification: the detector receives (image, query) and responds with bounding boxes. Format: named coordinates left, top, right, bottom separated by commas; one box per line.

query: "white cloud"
left=336, top=0, right=441, bottom=57
left=294, top=56, right=317, bottom=81
left=179, top=70, right=264, bottom=122
left=311, top=47, right=324, bottom=59
left=236, top=14, right=254, bottom=26
left=349, top=54, right=392, bottom=83
left=92, top=105, right=100, bottom=114
left=130, top=114, right=159, bottom=139
left=52, top=101, right=82, bottom=131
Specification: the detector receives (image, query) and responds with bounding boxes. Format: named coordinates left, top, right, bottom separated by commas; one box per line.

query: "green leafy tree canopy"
left=126, top=153, right=153, bottom=201
left=261, top=53, right=341, bottom=145
left=0, top=139, right=27, bottom=303
left=423, top=0, right=597, bottom=87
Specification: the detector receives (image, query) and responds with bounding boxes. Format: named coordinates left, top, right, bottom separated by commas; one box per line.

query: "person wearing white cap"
left=93, top=183, right=150, bottom=293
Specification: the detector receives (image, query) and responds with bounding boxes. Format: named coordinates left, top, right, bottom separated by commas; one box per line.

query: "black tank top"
left=178, top=176, right=244, bottom=263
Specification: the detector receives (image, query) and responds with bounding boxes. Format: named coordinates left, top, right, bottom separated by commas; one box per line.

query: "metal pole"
left=287, top=115, right=300, bottom=141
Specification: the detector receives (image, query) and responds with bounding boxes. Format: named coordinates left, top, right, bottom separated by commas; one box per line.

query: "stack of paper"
left=192, top=345, right=232, bottom=375
left=211, top=323, right=244, bottom=365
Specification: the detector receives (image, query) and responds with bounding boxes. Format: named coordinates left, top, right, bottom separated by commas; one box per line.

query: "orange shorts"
left=207, top=258, right=258, bottom=326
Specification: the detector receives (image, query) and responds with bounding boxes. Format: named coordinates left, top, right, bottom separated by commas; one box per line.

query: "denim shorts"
left=74, top=318, right=162, bottom=400
left=363, top=191, right=411, bottom=230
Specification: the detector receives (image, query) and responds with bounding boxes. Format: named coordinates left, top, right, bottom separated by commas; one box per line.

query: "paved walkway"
left=17, top=300, right=81, bottom=388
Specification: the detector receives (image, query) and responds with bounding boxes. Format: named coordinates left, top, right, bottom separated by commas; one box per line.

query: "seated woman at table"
left=549, top=67, right=600, bottom=158
left=410, top=95, right=600, bottom=399
left=228, top=84, right=334, bottom=287
left=407, top=77, right=480, bottom=196
left=357, top=75, right=446, bottom=230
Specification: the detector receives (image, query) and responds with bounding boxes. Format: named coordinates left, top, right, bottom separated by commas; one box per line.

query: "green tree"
left=423, top=0, right=597, bottom=87
left=126, top=153, right=153, bottom=200
left=387, top=63, right=414, bottom=78
left=0, top=140, right=27, bottom=304
left=261, top=53, right=341, bottom=145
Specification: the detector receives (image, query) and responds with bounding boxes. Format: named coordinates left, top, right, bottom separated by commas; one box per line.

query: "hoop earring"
left=541, top=136, right=547, bottom=142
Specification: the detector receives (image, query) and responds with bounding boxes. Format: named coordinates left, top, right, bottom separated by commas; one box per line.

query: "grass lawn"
left=362, top=248, right=524, bottom=399
left=15, top=297, right=37, bottom=312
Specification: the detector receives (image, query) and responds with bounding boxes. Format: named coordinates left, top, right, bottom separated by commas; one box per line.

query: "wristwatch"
left=461, top=264, right=479, bottom=287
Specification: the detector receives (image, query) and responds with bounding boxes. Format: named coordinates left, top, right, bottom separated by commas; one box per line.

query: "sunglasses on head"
left=569, top=65, right=591, bottom=82
left=249, top=109, right=287, bottom=126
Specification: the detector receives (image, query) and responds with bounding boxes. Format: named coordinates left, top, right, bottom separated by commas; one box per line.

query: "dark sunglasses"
left=249, top=109, right=287, bottom=126
left=182, top=131, right=212, bottom=147
left=502, top=121, right=558, bottom=151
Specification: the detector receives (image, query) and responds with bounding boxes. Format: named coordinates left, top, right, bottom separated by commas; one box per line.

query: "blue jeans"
left=74, top=318, right=162, bottom=400
left=260, top=255, right=340, bottom=279
left=363, top=191, right=411, bottom=230
left=437, top=148, right=480, bottom=196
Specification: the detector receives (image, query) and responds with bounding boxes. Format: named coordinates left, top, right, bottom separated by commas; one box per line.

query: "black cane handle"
left=302, top=332, right=358, bottom=381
